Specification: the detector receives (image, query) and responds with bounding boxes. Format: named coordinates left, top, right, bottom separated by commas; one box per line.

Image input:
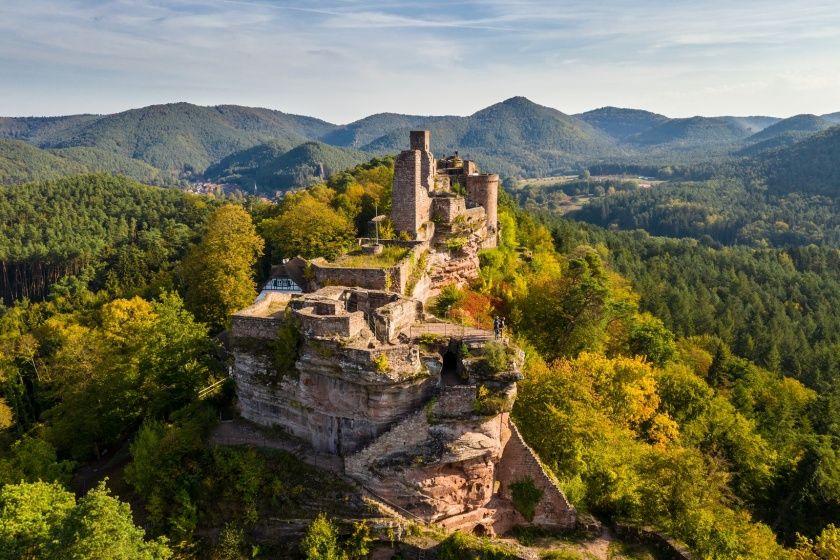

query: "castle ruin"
left=392, top=130, right=499, bottom=246
left=229, top=131, right=575, bottom=536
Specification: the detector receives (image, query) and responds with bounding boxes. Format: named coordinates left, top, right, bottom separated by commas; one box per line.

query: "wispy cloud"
left=0, top=0, right=839, bottom=120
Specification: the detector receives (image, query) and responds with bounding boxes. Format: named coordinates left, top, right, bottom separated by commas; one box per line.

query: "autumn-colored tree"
left=181, top=204, right=264, bottom=330
left=260, top=193, right=356, bottom=261
left=300, top=513, right=343, bottom=560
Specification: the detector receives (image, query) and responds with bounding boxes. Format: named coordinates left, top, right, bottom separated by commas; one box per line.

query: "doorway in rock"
left=441, top=349, right=459, bottom=386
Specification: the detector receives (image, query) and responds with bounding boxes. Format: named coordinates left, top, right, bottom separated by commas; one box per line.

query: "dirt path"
left=579, top=526, right=614, bottom=559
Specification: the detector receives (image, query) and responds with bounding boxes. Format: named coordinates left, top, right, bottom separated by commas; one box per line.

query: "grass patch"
left=325, top=245, right=409, bottom=268
left=607, top=541, right=665, bottom=560
left=541, top=552, right=586, bottom=560
left=437, top=532, right=520, bottom=560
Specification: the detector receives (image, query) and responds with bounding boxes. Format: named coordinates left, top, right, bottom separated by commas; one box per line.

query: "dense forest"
left=571, top=179, right=840, bottom=246
left=0, top=174, right=210, bottom=304
left=1, top=157, right=839, bottom=558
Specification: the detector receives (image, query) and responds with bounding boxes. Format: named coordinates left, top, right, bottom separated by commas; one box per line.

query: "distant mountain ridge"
left=759, top=126, right=840, bottom=196
left=1, top=97, right=838, bottom=187
left=203, top=141, right=370, bottom=192
left=738, top=114, right=835, bottom=155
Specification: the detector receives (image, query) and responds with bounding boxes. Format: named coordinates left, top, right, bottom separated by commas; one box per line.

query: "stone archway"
left=441, top=349, right=459, bottom=386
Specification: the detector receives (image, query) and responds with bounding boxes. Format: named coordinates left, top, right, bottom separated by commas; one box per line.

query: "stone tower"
left=466, top=174, right=499, bottom=233
left=392, top=131, right=435, bottom=237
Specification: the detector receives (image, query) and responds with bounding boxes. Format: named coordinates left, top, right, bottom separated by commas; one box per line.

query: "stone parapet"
left=231, top=292, right=292, bottom=339
left=295, top=305, right=366, bottom=339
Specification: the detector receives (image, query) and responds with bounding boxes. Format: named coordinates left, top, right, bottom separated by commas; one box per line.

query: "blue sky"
left=2, top=0, right=840, bottom=122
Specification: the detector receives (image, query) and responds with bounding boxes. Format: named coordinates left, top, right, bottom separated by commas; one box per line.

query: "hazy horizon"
left=3, top=96, right=838, bottom=126
left=2, top=0, right=840, bottom=123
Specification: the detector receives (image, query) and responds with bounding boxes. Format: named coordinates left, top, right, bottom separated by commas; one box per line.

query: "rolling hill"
left=627, top=116, right=759, bottom=150
left=0, top=114, right=102, bottom=145
left=319, top=113, right=446, bottom=148
left=575, top=107, right=669, bottom=140
left=0, top=103, right=337, bottom=174
left=0, top=140, right=165, bottom=185
left=2, top=98, right=836, bottom=185
left=357, top=97, right=623, bottom=176
left=203, top=141, right=370, bottom=192
left=822, top=112, right=840, bottom=124
left=760, top=126, right=840, bottom=196
left=739, top=114, right=835, bottom=155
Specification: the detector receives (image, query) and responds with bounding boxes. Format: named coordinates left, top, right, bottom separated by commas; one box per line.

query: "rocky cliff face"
left=232, top=312, right=439, bottom=455
left=345, top=385, right=515, bottom=522
left=231, top=289, right=576, bottom=535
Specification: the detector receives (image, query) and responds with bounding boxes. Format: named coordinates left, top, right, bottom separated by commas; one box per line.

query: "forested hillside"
left=0, top=174, right=209, bottom=303
left=626, top=116, right=756, bottom=150
left=575, top=107, right=669, bottom=140
left=572, top=179, right=840, bottom=246
left=204, top=141, right=370, bottom=192
left=761, top=126, right=840, bottom=196
left=1, top=165, right=838, bottom=558
left=0, top=103, right=334, bottom=174
left=5, top=97, right=834, bottom=188
left=0, top=139, right=167, bottom=185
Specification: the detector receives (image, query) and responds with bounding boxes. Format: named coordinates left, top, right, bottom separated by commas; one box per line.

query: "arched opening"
left=472, top=524, right=488, bottom=537
left=441, top=350, right=459, bottom=386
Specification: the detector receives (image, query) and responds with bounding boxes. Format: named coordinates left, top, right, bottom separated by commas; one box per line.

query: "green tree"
left=181, top=204, right=264, bottom=330
left=260, top=194, right=356, bottom=261
left=516, top=247, right=614, bottom=360
left=0, top=435, right=74, bottom=486
left=59, top=482, right=172, bottom=560
left=300, top=513, right=343, bottom=560
left=0, top=481, right=170, bottom=560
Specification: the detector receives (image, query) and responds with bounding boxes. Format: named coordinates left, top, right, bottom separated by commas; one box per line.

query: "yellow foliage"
left=794, top=524, right=840, bottom=560
left=573, top=352, right=662, bottom=432
left=0, top=398, right=13, bottom=430
left=100, top=297, right=156, bottom=345
left=674, top=339, right=714, bottom=377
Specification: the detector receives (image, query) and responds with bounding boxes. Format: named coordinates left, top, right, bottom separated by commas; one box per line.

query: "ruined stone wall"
left=312, top=262, right=390, bottom=291
left=372, top=297, right=421, bottom=343
left=433, top=386, right=477, bottom=419
left=231, top=314, right=285, bottom=340
left=466, top=174, right=499, bottom=235
left=392, top=149, right=434, bottom=236
left=311, top=258, right=412, bottom=294
left=295, top=307, right=366, bottom=339
left=431, top=196, right=467, bottom=224
left=231, top=293, right=291, bottom=338
left=495, top=422, right=576, bottom=531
